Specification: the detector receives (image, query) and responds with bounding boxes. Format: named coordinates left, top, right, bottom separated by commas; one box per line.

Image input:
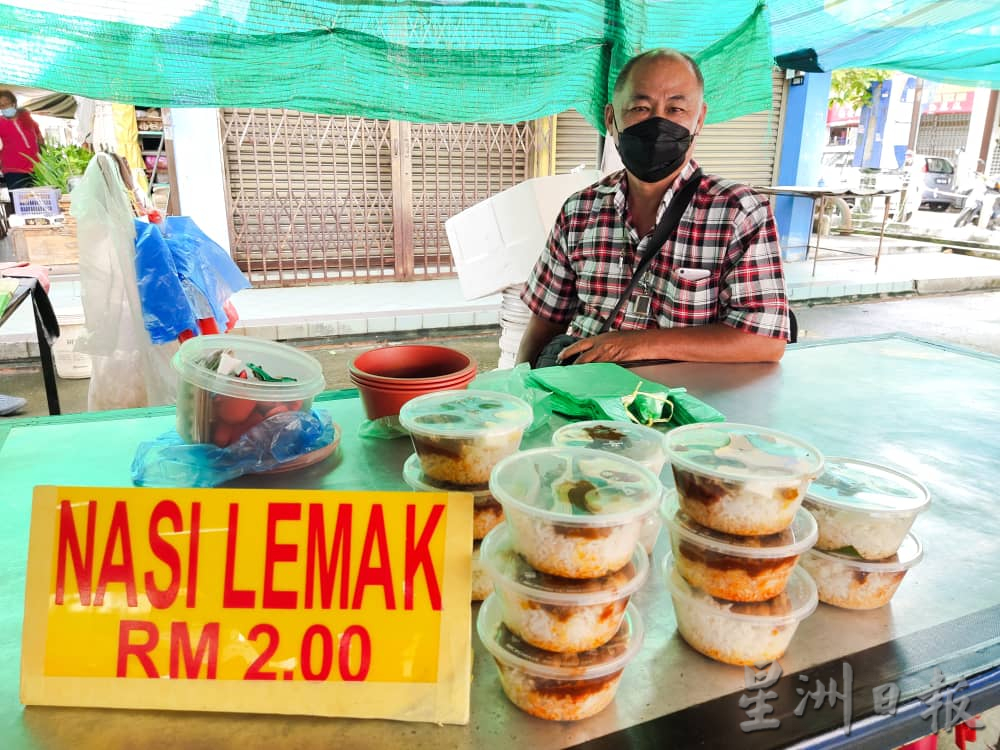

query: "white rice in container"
left=551, top=421, right=667, bottom=556
left=800, top=533, right=922, bottom=609
left=490, top=447, right=662, bottom=579
left=477, top=595, right=644, bottom=721
left=400, top=390, right=533, bottom=487
left=663, top=554, right=818, bottom=666
left=663, top=490, right=817, bottom=602
left=803, top=458, right=930, bottom=560
left=480, top=524, right=648, bottom=652
left=403, top=452, right=504, bottom=540
left=664, top=423, right=824, bottom=536
left=638, top=510, right=663, bottom=555
left=471, top=542, right=493, bottom=602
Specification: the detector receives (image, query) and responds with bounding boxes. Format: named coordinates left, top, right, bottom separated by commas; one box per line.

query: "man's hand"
left=559, top=331, right=647, bottom=364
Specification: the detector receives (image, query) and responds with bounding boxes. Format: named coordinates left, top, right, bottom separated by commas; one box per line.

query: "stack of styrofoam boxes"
left=661, top=423, right=824, bottom=667
left=799, top=458, right=929, bottom=610
left=476, top=447, right=660, bottom=721
left=446, top=171, right=601, bottom=369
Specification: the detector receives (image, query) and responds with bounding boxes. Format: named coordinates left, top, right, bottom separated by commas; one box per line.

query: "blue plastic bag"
left=132, top=409, right=335, bottom=487
left=134, top=216, right=251, bottom=343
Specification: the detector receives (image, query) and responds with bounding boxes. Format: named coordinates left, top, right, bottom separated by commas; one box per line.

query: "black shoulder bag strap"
left=598, top=168, right=702, bottom=334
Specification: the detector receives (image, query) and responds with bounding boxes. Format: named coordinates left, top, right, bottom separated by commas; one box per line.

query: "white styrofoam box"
left=445, top=170, right=601, bottom=300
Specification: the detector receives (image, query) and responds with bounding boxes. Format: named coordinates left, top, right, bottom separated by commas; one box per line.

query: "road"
left=794, top=289, right=1000, bottom=356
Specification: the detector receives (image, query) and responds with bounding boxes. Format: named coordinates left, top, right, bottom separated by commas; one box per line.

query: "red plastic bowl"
left=348, top=345, right=477, bottom=420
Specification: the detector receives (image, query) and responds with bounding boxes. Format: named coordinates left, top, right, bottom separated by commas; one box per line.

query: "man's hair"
left=612, top=49, right=704, bottom=98
left=0, top=90, right=17, bottom=106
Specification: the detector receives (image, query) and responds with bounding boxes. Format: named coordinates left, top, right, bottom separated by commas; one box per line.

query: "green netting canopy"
left=1, top=1, right=998, bottom=129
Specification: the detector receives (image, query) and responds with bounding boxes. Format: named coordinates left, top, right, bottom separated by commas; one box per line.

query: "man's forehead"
left=618, top=57, right=699, bottom=97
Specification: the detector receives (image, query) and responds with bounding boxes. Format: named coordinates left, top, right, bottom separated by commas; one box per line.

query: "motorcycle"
left=954, top=177, right=1000, bottom=229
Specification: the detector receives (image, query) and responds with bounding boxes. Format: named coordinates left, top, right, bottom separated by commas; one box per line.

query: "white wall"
left=169, top=108, right=231, bottom=252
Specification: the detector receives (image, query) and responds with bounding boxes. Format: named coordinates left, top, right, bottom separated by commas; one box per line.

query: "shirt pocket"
left=655, top=267, right=719, bottom=326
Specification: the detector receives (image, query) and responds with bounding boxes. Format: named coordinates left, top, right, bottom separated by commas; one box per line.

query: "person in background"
left=516, top=49, right=789, bottom=368
left=0, top=89, right=45, bottom=193
left=894, top=149, right=922, bottom=223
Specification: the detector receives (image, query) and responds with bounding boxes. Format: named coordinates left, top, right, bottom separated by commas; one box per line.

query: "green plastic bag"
left=527, top=363, right=725, bottom=428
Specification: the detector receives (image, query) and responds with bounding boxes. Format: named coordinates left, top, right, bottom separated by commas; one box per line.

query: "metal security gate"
left=219, top=109, right=533, bottom=287
left=916, top=113, right=971, bottom=160
left=409, top=122, right=535, bottom=279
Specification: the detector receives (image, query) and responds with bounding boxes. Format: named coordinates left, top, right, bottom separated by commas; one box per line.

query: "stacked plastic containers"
left=398, top=390, right=534, bottom=602
left=550, top=420, right=668, bottom=554
left=661, top=423, right=824, bottom=666
left=478, top=447, right=661, bottom=721
left=799, top=458, right=929, bottom=609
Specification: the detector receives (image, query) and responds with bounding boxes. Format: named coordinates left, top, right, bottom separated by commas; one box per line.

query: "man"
left=517, top=49, right=789, bottom=367
left=0, top=89, right=44, bottom=192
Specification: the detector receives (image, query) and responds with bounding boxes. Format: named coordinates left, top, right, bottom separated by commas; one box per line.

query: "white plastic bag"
left=72, top=153, right=178, bottom=410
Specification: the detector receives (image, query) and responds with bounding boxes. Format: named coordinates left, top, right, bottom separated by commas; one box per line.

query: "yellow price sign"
left=21, top=486, right=473, bottom=724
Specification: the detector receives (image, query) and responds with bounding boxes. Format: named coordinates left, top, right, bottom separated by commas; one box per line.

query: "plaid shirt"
left=521, top=160, right=789, bottom=340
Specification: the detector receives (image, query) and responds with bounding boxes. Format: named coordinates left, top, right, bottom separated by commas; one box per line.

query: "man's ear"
left=694, top=101, right=708, bottom=136
left=604, top=103, right=617, bottom=137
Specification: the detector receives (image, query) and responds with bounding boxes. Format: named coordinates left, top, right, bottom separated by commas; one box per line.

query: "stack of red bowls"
left=348, top=344, right=477, bottom=420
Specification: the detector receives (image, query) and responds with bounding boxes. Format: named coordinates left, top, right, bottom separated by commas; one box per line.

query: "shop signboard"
left=20, top=485, right=473, bottom=724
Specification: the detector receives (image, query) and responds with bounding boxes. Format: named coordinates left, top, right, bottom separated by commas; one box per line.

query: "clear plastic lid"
left=489, top=447, right=662, bottom=527
left=663, top=554, right=818, bottom=625
left=804, top=458, right=930, bottom=515
left=477, top=594, right=644, bottom=679
left=398, top=389, right=533, bottom=439
left=171, top=334, right=325, bottom=401
left=664, top=422, right=824, bottom=481
left=806, top=533, right=923, bottom=572
left=661, top=490, right=817, bottom=558
left=402, top=452, right=495, bottom=501
left=479, top=523, right=649, bottom=605
left=552, top=420, right=666, bottom=469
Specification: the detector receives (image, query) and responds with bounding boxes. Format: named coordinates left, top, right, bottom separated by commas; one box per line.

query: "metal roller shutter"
left=554, top=110, right=602, bottom=174
left=694, top=68, right=785, bottom=186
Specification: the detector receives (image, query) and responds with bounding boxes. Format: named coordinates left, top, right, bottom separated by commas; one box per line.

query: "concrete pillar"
left=773, top=71, right=832, bottom=262
left=169, top=108, right=231, bottom=252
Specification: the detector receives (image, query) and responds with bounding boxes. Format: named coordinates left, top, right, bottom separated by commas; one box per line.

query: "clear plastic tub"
left=479, top=523, right=648, bottom=653
left=664, top=423, right=824, bottom=536
left=803, top=458, right=930, bottom=560
left=399, top=390, right=533, bottom=487
left=172, top=334, right=325, bottom=446
left=403, top=453, right=504, bottom=540
left=472, top=541, right=493, bottom=602
left=800, top=533, right=922, bottom=610
left=663, top=490, right=817, bottom=602
left=489, top=447, right=662, bottom=579
left=552, top=420, right=666, bottom=556
left=551, top=420, right=667, bottom=474
left=663, top=554, right=818, bottom=666
left=477, top=594, right=644, bottom=721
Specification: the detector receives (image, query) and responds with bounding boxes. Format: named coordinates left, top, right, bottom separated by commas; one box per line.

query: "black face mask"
left=615, top=116, right=694, bottom=183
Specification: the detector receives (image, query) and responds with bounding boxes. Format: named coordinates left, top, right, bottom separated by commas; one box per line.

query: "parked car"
left=819, top=149, right=862, bottom=193
left=913, top=154, right=956, bottom=211
left=819, top=149, right=904, bottom=198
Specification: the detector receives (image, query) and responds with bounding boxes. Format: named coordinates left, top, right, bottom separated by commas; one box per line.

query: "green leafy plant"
left=829, top=68, right=895, bottom=109
left=30, top=144, right=95, bottom=192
